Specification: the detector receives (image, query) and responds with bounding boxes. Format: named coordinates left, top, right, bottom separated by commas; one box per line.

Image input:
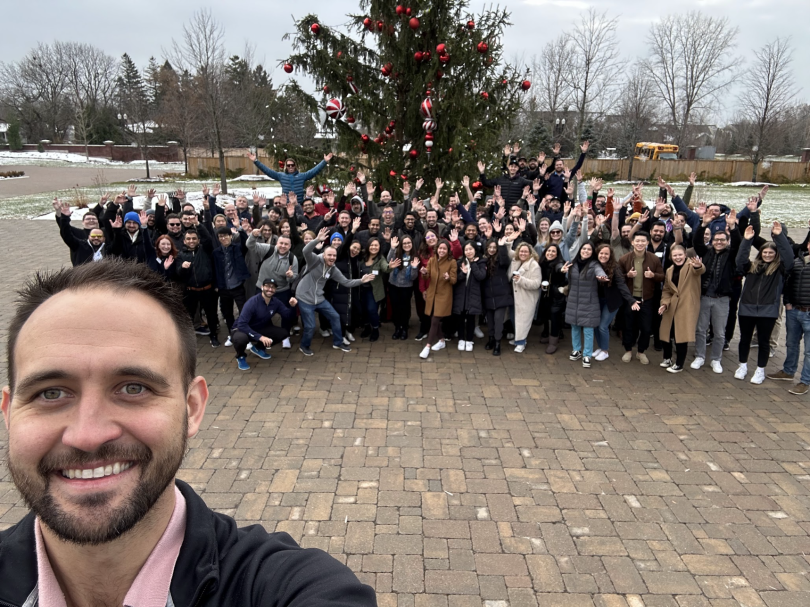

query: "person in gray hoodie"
left=295, top=228, right=375, bottom=356
left=246, top=230, right=299, bottom=346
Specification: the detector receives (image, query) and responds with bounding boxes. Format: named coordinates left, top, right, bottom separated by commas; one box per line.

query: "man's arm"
left=246, top=232, right=275, bottom=256
left=298, top=158, right=328, bottom=181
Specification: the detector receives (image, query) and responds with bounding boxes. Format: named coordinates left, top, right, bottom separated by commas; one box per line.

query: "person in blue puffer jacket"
left=247, top=151, right=333, bottom=200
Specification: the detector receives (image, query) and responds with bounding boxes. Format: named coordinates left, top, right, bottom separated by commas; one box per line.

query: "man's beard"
left=621, top=237, right=632, bottom=249
left=7, top=417, right=187, bottom=546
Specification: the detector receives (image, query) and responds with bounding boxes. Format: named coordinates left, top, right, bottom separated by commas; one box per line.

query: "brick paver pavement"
left=1, top=219, right=809, bottom=607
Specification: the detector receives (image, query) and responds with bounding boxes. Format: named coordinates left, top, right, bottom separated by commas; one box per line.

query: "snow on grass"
left=0, top=151, right=184, bottom=171
left=0, top=175, right=29, bottom=181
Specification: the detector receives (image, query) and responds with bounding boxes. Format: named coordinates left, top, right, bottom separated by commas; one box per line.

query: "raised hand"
left=518, top=218, right=527, bottom=233
left=415, top=177, right=425, bottom=191
left=639, top=209, right=650, bottom=223
left=563, top=168, right=572, bottom=181
left=689, top=172, right=696, bottom=186
left=317, top=227, right=330, bottom=242
left=759, top=184, right=769, bottom=200
left=435, top=177, right=444, bottom=190
left=202, top=184, right=209, bottom=197
left=492, top=218, right=502, bottom=233
left=696, top=202, right=707, bottom=218
left=147, top=188, right=156, bottom=200
left=461, top=175, right=470, bottom=187
left=288, top=191, right=298, bottom=207
left=606, top=187, right=615, bottom=198
left=552, top=142, right=561, bottom=155
left=449, top=228, right=458, bottom=242
left=537, top=151, right=546, bottom=164
left=726, top=209, right=737, bottom=229
left=110, top=215, right=123, bottom=229
left=356, top=170, right=366, bottom=183
left=251, top=229, right=261, bottom=238
left=526, top=193, right=536, bottom=207
left=689, top=255, right=702, bottom=268
left=324, top=152, right=334, bottom=162
left=352, top=216, right=361, bottom=232
left=513, top=142, right=521, bottom=154
left=575, top=169, right=583, bottom=182
left=305, top=184, right=315, bottom=199
left=391, top=236, right=399, bottom=249
left=580, top=140, right=589, bottom=153
left=286, top=265, right=294, bottom=278
left=127, top=184, right=137, bottom=197
left=477, top=160, right=486, bottom=173
left=771, top=221, right=782, bottom=236
left=164, top=255, right=174, bottom=269
left=157, top=194, right=167, bottom=207
left=175, top=188, right=186, bottom=200
left=561, top=262, right=572, bottom=274
left=212, top=183, right=221, bottom=196
left=100, top=192, right=110, bottom=205
left=138, top=210, right=148, bottom=226
left=366, top=180, right=375, bottom=195
left=401, top=181, right=411, bottom=197
left=411, top=258, right=420, bottom=268
left=744, top=225, right=755, bottom=240
left=241, top=217, right=252, bottom=232
left=389, top=257, right=402, bottom=269
left=246, top=151, right=257, bottom=162
left=286, top=199, right=296, bottom=217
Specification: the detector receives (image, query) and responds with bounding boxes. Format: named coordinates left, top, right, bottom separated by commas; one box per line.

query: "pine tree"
left=284, top=0, right=528, bottom=189
left=117, top=54, right=153, bottom=176
left=580, top=118, right=600, bottom=158
left=7, top=117, right=23, bottom=150
left=526, top=120, right=552, bottom=157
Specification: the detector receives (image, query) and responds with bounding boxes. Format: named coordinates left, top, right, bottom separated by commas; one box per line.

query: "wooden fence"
left=187, top=154, right=810, bottom=183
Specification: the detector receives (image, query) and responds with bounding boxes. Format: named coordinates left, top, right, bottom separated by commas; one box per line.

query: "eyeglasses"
left=286, top=164, right=296, bottom=168
left=168, top=223, right=181, bottom=227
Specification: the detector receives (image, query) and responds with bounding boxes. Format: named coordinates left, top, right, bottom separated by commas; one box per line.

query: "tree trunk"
left=627, top=156, right=635, bottom=181
left=752, top=161, right=758, bottom=183
left=183, top=146, right=189, bottom=175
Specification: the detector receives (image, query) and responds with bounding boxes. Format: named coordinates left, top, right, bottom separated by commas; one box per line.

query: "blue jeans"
left=572, top=325, right=594, bottom=357
left=299, top=300, right=343, bottom=348
left=783, top=308, right=810, bottom=384
left=597, top=303, right=619, bottom=351
left=360, top=288, right=380, bottom=328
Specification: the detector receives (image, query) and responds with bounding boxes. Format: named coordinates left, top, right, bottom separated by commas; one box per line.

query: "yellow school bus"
left=635, top=143, right=679, bottom=160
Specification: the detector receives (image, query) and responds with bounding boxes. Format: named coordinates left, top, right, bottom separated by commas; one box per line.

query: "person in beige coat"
left=419, top=239, right=458, bottom=358
left=658, top=244, right=705, bottom=372
left=508, top=240, right=543, bottom=352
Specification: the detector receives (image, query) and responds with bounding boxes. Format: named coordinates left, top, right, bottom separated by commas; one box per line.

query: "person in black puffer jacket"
left=477, top=159, right=534, bottom=209
left=482, top=238, right=514, bottom=355
left=734, top=222, right=794, bottom=384
left=452, top=241, right=487, bottom=352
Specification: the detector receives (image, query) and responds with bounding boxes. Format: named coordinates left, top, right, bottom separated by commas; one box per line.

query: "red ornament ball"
left=467, top=20, right=475, bottom=29
left=363, top=17, right=373, bottom=30
left=283, top=63, right=293, bottom=73
left=521, top=80, right=532, bottom=91
left=389, top=170, right=397, bottom=177
left=406, top=7, right=412, bottom=16
left=448, top=148, right=453, bottom=153
left=401, top=174, right=408, bottom=180
left=480, top=91, right=489, bottom=100
left=337, top=51, right=343, bottom=59
left=347, top=75, right=353, bottom=82
left=311, top=23, right=321, bottom=35
left=439, top=54, right=450, bottom=65
left=409, top=149, right=419, bottom=159
left=425, top=133, right=434, bottom=141
left=414, top=51, right=423, bottom=62
left=477, top=41, right=489, bottom=54
left=346, top=115, right=356, bottom=124
left=377, top=20, right=384, bottom=31
left=409, top=17, right=420, bottom=29
left=396, top=5, right=404, bottom=15
left=323, top=85, right=330, bottom=93
left=436, top=70, right=444, bottom=79
left=436, top=43, right=446, bottom=54
left=278, top=160, right=285, bottom=168
left=471, top=181, right=483, bottom=190
left=361, top=134, right=370, bottom=143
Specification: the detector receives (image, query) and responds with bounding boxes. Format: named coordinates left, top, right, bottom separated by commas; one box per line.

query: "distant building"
left=0, top=118, right=8, bottom=143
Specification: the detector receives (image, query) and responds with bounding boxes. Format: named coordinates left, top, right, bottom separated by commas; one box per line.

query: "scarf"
left=90, top=242, right=105, bottom=262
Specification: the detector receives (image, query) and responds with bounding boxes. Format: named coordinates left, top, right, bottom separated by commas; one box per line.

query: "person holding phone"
left=358, top=237, right=390, bottom=342
left=452, top=242, right=487, bottom=351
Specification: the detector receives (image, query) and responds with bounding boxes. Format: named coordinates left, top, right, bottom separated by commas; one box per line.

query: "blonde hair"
left=515, top=242, right=539, bottom=264
left=749, top=243, right=782, bottom=276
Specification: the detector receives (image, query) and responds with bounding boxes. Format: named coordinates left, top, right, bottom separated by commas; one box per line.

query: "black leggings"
left=414, top=290, right=432, bottom=335
left=662, top=325, right=688, bottom=367
left=454, top=313, right=477, bottom=341
left=426, top=315, right=446, bottom=345
left=486, top=307, right=508, bottom=341
left=389, top=284, right=414, bottom=330
left=738, top=315, right=777, bottom=368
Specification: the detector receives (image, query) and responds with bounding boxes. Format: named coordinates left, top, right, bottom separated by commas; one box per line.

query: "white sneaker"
left=346, top=332, right=355, bottom=342
left=595, top=351, right=609, bottom=361
left=474, top=326, right=484, bottom=339
left=660, top=358, right=672, bottom=368
left=622, top=351, right=633, bottom=363
left=431, top=340, right=445, bottom=351
left=419, top=345, right=430, bottom=359
left=593, top=349, right=603, bottom=359
left=711, top=360, right=723, bottom=374
left=465, top=341, right=473, bottom=352
left=320, top=329, right=331, bottom=337
left=507, top=333, right=515, bottom=339
left=514, top=344, right=526, bottom=353
left=343, top=337, right=350, bottom=346
left=224, top=336, right=233, bottom=347
left=637, top=352, right=649, bottom=365
left=458, top=340, right=467, bottom=351
left=508, top=339, right=516, bottom=345
left=282, top=337, right=291, bottom=349
left=734, top=363, right=748, bottom=380
left=690, top=357, right=705, bottom=370
left=750, top=367, right=766, bottom=384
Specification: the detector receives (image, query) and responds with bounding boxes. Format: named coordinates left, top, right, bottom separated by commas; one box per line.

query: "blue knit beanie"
left=124, top=211, right=141, bottom=226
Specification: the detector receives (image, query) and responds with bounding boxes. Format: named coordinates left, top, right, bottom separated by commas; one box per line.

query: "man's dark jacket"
left=0, top=480, right=376, bottom=607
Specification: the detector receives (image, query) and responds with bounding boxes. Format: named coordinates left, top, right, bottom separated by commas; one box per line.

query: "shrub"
left=0, top=170, right=25, bottom=178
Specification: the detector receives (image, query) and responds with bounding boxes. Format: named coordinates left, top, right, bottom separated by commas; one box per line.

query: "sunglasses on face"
left=286, top=164, right=296, bottom=168
left=168, top=222, right=181, bottom=227
left=550, top=230, right=562, bottom=235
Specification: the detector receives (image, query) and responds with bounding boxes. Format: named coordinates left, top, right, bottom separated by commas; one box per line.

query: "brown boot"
left=546, top=336, right=559, bottom=354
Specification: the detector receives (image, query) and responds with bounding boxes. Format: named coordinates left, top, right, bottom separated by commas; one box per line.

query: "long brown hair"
left=596, top=243, right=616, bottom=283
left=749, top=243, right=782, bottom=276
left=154, top=235, right=178, bottom=260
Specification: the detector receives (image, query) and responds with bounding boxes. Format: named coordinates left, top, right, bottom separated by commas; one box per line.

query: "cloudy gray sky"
left=2, top=0, right=808, bottom=125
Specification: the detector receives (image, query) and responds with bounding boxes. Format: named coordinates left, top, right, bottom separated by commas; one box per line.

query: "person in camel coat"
left=419, top=239, right=458, bottom=358
left=508, top=240, right=543, bottom=352
left=658, top=244, right=705, bottom=373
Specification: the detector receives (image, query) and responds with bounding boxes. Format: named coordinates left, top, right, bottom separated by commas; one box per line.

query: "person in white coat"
left=508, top=241, right=543, bottom=352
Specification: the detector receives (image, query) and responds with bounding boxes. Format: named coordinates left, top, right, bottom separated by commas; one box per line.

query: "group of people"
left=53, top=143, right=810, bottom=395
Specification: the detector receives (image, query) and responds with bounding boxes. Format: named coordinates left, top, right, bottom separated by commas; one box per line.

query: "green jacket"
left=359, top=255, right=390, bottom=301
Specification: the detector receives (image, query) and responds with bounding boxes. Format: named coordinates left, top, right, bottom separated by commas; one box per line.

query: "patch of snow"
left=231, top=174, right=275, bottom=182
left=728, top=181, right=779, bottom=187
left=0, top=175, right=29, bottom=181
left=0, top=150, right=184, bottom=171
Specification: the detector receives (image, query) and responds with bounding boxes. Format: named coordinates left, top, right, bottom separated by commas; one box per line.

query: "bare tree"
left=536, top=35, right=572, bottom=142
left=737, top=37, right=798, bottom=181
left=63, top=42, right=117, bottom=158
left=614, top=65, right=659, bottom=179
left=168, top=9, right=231, bottom=192
left=643, top=12, right=740, bottom=149
left=157, top=65, right=205, bottom=175
left=563, top=9, right=623, bottom=142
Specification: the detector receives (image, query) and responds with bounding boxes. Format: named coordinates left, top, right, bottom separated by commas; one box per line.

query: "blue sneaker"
left=236, top=356, right=250, bottom=371
left=250, top=346, right=271, bottom=360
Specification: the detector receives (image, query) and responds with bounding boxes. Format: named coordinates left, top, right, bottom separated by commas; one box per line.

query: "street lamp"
left=116, top=113, right=128, bottom=144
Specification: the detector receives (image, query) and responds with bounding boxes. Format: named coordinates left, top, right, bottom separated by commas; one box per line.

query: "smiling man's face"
left=2, top=288, right=206, bottom=545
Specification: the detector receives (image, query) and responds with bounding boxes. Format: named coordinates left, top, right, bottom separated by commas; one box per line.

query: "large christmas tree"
left=282, top=0, right=528, bottom=190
